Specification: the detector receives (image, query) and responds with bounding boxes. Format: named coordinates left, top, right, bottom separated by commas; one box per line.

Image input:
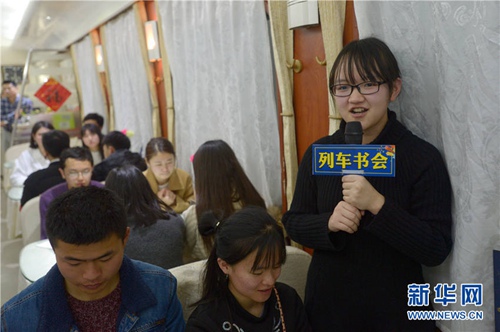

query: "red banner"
left=34, top=77, right=71, bottom=111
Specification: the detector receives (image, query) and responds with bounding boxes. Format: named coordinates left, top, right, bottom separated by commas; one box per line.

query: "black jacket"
left=282, top=111, right=452, bottom=331
left=91, top=149, right=147, bottom=182
left=21, top=161, right=64, bottom=207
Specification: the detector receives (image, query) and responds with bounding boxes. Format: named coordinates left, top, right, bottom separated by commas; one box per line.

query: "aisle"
left=1, top=181, right=23, bottom=306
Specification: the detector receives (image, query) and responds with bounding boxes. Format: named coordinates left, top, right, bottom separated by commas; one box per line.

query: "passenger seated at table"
left=9, top=121, right=54, bottom=187
left=80, top=123, right=104, bottom=165
left=182, top=139, right=266, bottom=263
left=105, top=165, right=185, bottom=269
left=39, top=147, right=103, bottom=239
left=1, top=186, right=185, bottom=331
left=144, top=137, right=194, bottom=214
left=21, top=130, right=70, bottom=207
left=91, top=131, right=146, bottom=182
left=186, top=206, right=311, bottom=331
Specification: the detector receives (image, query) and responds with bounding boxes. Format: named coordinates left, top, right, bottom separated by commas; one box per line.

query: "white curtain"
left=71, top=35, right=108, bottom=132
left=102, top=8, right=153, bottom=153
left=355, top=2, right=500, bottom=331
left=157, top=1, right=281, bottom=207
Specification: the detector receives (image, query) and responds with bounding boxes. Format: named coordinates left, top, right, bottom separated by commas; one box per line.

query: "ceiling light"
left=0, top=0, right=31, bottom=47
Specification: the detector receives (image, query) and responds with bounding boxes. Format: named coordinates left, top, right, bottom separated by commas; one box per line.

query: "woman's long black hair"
left=105, top=164, right=173, bottom=227
left=196, top=206, right=286, bottom=305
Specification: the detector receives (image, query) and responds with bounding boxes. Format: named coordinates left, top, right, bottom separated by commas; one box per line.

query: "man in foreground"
left=1, top=186, right=186, bottom=331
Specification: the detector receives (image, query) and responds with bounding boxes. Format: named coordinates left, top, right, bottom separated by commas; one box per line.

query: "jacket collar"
left=38, top=256, right=156, bottom=331
left=165, top=169, right=183, bottom=191
left=337, top=110, right=408, bottom=144
left=119, top=256, right=157, bottom=312
left=144, top=168, right=184, bottom=191
left=144, top=168, right=159, bottom=192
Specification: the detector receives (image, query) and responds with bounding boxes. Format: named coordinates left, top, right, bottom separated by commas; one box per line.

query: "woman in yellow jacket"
left=143, top=137, right=194, bottom=213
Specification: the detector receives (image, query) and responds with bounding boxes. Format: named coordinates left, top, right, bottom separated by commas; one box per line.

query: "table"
left=19, top=239, right=56, bottom=288
left=6, top=186, right=23, bottom=239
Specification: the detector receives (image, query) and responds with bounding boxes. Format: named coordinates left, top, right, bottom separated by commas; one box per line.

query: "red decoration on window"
left=34, top=78, right=71, bottom=111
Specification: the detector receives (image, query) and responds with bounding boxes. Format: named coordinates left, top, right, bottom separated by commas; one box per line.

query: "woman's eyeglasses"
left=330, top=81, right=386, bottom=97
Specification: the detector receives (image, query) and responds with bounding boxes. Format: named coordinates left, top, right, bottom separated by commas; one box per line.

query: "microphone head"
left=345, top=121, right=363, bottom=144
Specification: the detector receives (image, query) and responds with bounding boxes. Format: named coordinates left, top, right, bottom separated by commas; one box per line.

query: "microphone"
left=345, top=121, right=363, bottom=144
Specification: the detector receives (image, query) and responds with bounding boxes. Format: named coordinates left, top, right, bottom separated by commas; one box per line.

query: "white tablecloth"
left=6, top=186, right=23, bottom=239
left=18, top=239, right=55, bottom=290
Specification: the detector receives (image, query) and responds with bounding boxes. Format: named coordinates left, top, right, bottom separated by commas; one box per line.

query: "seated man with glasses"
left=39, top=146, right=103, bottom=239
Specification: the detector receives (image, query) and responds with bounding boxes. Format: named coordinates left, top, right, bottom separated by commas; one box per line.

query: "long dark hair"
left=193, top=140, right=266, bottom=251
left=80, top=123, right=104, bottom=159
left=30, top=121, right=54, bottom=148
left=197, top=206, right=286, bottom=304
left=105, top=165, right=173, bottom=227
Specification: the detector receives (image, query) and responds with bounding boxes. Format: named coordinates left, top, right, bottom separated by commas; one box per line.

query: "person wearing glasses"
left=39, top=146, right=104, bottom=239
left=282, top=37, right=452, bottom=331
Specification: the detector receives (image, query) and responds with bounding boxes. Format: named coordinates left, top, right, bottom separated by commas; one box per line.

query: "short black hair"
left=102, top=131, right=131, bottom=150
left=46, top=186, right=128, bottom=247
left=42, top=130, right=70, bottom=158
left=2, top=80, right=17, bottom=87
left=60, top=146, right=94, bottom=169
left=83, top=113, right=104, bottom=128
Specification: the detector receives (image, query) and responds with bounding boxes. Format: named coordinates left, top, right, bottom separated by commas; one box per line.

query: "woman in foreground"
left=186, top=206, right=310, bottom=332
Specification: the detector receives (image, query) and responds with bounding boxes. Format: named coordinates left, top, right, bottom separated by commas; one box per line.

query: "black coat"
left=21, top=161, right=65, bottom=207
left=283, top=111, right=452, bottom=332
left=91, top=149, right=147, bottom=182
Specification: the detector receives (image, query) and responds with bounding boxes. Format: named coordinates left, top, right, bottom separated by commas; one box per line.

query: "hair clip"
left=121, top=129, right=135, bottom=138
